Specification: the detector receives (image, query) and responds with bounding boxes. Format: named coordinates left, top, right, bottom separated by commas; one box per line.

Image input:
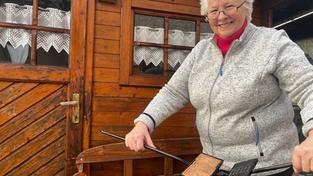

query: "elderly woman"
left=125, top=0, right=313, bottom=175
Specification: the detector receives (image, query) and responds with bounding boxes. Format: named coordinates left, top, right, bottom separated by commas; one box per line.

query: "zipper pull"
left=219, top=60, right=225, bottom=76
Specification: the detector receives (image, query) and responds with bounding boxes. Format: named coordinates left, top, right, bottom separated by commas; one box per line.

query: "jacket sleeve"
left=134, top=44, right=199, bottom=132
left=271, top=30, right=313, bottom=137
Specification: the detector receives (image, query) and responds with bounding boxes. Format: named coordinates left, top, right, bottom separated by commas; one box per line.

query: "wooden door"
left=0, top=0, right=87, bottom=175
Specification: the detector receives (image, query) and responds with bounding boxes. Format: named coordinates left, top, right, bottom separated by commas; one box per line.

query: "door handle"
left=60, top=93, right=80, bottom=124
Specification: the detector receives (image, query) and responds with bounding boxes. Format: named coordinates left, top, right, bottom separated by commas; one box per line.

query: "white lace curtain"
left=0, top=3, right=70, bottom=63
left=133, top=25, right=213, bottom=67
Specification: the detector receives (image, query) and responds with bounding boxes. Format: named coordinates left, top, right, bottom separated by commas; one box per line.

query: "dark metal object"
left=98, top=0, right=116, bottom=3
left=100, top=130, right=191, bottom=166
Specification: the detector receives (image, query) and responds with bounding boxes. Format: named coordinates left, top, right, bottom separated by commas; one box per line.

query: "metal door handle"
left=60, top=93, right=80, bottom=124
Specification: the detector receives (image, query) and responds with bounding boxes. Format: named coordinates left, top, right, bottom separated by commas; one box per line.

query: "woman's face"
left=207, top=0, right=248, bottom=38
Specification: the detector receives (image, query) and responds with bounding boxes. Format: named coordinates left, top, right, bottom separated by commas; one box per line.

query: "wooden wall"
left=89, top=0, right=267, bottom=175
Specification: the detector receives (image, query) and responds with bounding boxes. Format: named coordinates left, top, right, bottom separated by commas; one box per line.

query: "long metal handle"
left=60, top=101, right=78, bottom=106
left=100, top=130, right=191, bottom=166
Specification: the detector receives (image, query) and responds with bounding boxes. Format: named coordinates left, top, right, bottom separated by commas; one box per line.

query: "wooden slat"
left=31, top=152, right=65, bottom=176
left=94, top=53, right=119, bottom=69
left=95, top=39, right=120, bottom=54
left=0, top=119, right=66, bottom=175
left=92, top=97, right=195, bottom=113
left=0, top=82, right=38, bottom=108
left=96, top=0, right=121, bottom=12
left=77, top=137, right=201, bottom=164
left=0, top=82, right=13, bottom=91
left=92, top=112, right=195, bottom=127
left=0, top=65, right=69, bottom=83
left=93, top=83, right=158, bottom=98
left=95, top=25, right=120, bottom=40
left=0, top=106, right=66, bottom=161
left=91, top=126, right=198, bottom=142
left=7, top=137, right=65, bottom=176
left=119, top=0, right=132, bottom=85
left=0, top=86, right=67, bottom=144
left=123, top=160, right=133, bottom=176
left=132, top=0, right=201, bottom=16
left=95, top=11, right=121, bottom=26
left=0, top=84, right=63, bottom=126
left=54, top=169, right=65, bottom=176
left=164, top=158, right=174, bottom=175
left=152, top=0, right=200, bottom=7
left=94, top=68, right=119, bottom=83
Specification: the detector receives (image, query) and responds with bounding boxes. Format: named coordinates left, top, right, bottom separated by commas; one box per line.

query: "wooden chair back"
left=73, top=137, right=202, bottom=176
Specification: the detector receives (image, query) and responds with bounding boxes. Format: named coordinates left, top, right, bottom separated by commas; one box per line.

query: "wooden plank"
left=96, top=0, right=121, bottom=12
left=92, top=97, right=195, bottom=113
left=123, top=160, right=133, bottom=176
left=132, top=0, right=201, bottom=16
left=94, top=68, right=119, bottom=83
left=94, top=53, right=119, bottom=69
left=7, top=137, right=65, bottom=176
left=95, top=39, right=120, bottom=54
left=93, top=83, right=158, bottom=98
left=152, top=0, right=200, bottom=7
left=119, top=0, right=132, bottom=85
left=31, top=152, right=65, bottom=176
left=54, top=169, right=65, bottom=176
left=95, top=25, right=120, bottom=40
left=96, top=11, right=121, bottom=26
left=67, top=0, right=88, bottom=174
left=0, top=64, right=69, bottom=83
left=0, top=119, right=66, bottom=175
left=0, top=86, right=67, bottom=144
left=164, top=158, right=174, bottom=175
left=91, top=126, right=198, bottom=141
left=0, top=82, right=38, bottom=108
left=0, top=84, right=63, bottom=126
left=0, top=82, right=13, bottom=91
left=83, top=4, right=96, bottom=176
left=0, top=106, right=66, bottom=161
left=92, top=112, right=195, bottom=127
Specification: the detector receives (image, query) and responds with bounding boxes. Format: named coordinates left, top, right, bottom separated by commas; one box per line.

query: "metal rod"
left=100, top=130, right=191, bottom=166
left=253, top=163, right=291, bottom=173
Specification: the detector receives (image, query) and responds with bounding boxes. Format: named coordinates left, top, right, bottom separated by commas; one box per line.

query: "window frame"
left=120, top=0, right=205, bottom=87
left=0, top=0, right=70, bottom=66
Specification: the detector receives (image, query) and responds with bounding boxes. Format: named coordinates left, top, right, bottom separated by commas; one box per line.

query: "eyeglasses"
left=206, top=1, right=246, bottom=20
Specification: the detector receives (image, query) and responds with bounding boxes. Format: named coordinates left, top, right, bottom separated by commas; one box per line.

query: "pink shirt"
left=214, top=20, right=247, bottom=56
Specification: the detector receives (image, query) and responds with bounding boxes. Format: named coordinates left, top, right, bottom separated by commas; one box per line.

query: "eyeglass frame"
left=204, top=1, right=246, bottom=21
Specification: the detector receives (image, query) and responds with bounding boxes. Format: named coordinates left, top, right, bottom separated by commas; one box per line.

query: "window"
left=120, top=0, right=212, bottom=87
left=0, top=0, right=71, bottom=67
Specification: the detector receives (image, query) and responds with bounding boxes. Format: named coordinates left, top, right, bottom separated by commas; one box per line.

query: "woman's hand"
left=125, top=121, right=156, bottom=152
left=292, top=130, right=313, bottom=174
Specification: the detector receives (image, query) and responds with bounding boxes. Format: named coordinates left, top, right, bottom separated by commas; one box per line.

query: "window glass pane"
left=200, top=22, right=213, bottom=40
left=0, top=2, right=32, bottom=24
left=36, top=31, right=69, bottom=67
left=38, top=0, right=71, bottom=29
left=169, top=19, right=195, bottom=47
left=168, top=49, right=190, bottom=72
left=134, top=14, right=164, bottom=44
left=133, top=46, right=163, bottom=74
left=0, top=28, right=31, bottom=64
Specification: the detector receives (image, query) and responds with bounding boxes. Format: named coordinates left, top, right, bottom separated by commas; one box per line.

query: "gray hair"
left=200, top=0, right=255, bottom=22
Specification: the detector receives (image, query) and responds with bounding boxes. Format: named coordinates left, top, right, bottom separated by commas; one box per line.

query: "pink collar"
left=214, top=20, right=247, bottom=56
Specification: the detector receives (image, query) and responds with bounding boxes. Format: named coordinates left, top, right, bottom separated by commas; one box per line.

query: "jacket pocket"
left=251, top=116, right=264, bottom=157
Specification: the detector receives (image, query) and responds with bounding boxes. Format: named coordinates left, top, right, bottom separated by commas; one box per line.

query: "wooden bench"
left=73, top=137, right=202, bottom=176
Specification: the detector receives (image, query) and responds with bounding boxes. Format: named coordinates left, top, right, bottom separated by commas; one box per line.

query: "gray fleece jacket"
left=134, top=22, right=313, bottom=174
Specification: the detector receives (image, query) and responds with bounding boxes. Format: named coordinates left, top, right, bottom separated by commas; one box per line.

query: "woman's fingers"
left=125, top=121, right=152, bottom=152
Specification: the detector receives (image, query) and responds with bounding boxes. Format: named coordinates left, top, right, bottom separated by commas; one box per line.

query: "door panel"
left=0, top=82, right=67, bottom=175
left=0, top=0, right=87, bottom=175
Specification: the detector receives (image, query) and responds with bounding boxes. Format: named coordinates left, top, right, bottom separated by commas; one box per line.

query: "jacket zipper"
left=251, top=116, right=264, bottom=157
left=207, top=42, right=236, bottom=154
